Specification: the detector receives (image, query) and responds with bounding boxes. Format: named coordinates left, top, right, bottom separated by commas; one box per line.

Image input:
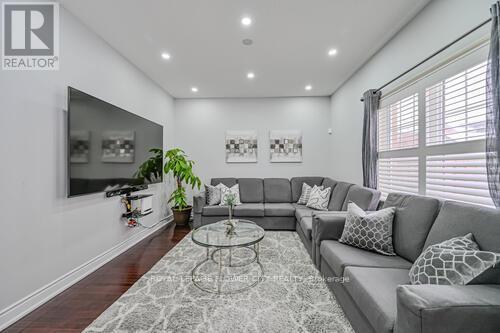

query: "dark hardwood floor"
left=4, top=222, right=190, bottom=333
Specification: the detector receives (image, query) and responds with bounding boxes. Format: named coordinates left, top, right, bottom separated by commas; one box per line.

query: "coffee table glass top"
left=192, top=219, right=265, bottom=248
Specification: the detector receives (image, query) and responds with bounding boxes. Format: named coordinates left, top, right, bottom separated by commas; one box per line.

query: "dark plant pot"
left=172, top=206, right=192, bottom=226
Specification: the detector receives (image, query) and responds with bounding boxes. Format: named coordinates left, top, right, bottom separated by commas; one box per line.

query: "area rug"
left=84, top=231, right=353, bottom=333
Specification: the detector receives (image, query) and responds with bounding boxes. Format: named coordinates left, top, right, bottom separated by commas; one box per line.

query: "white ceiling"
left=60, top=0, right=431, bottom=98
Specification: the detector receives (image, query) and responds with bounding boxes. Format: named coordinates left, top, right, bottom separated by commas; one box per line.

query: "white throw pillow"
left=306, top=186, right=331, bottom=211
left=297, top=183, right=323, bottom=205
left=219, top=184, right=242, bottom=206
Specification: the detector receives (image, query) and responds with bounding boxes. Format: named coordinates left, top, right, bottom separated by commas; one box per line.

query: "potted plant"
left=224, top=193, right=237, bottom=235
left=135, top=148, right=201, bottom=226
left=163, top=148, right=202, bottom=225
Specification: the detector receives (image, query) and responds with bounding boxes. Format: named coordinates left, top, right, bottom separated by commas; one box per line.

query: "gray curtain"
left=362, top=89, right=382, bottom=189
left=487, top=2, right=500, bottom=208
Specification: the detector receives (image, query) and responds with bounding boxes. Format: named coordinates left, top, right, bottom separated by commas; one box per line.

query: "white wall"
left=329, top=0, right=492, bottom=185
left=0, top=6, right=175, bottom=327
left=174, top=97, right=332, bottom=186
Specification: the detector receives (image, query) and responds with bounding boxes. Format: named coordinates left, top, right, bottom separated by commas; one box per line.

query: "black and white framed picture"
left=269, top=129, right=302, bottom=163
left=101, top=130, right=135, bottom=163
left=225, top=130, right=258, bottom=163
left=70, top=130, right=90, bottom=164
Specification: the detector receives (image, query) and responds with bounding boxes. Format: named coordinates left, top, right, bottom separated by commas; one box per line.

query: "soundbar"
left=105, top=184, right=148, bottom=198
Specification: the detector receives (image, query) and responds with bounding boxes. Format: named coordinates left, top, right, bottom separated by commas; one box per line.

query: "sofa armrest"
left=312, top=212, right=348, bottom=242
left=193, top=193, right=206, bottom=214
left=396, top=284, right=500, bottom=333
left=311, top=212, right=347, bottom=268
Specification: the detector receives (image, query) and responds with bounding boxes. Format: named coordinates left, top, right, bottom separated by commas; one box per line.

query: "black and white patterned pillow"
left=306, top=186, right=331, bottom=211
left=205, top=183, right=225, bottom=205
left=339, top=202, right=396, bottom=256
left=297, top=183, right=323, bottom=204
left=409, top=233, right=500, bottom=285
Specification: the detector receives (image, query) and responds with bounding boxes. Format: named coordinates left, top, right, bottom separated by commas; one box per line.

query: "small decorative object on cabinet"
left=121, top=194, right=153, bottom=227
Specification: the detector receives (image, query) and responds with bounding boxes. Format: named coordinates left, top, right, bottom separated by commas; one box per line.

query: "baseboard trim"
left=0, top=215, right=173, bottom=331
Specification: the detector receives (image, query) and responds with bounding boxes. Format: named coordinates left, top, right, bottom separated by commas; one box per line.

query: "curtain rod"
left=360, top=17, right=492, bottom=102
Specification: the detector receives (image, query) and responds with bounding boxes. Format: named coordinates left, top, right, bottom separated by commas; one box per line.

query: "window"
left=426, top=152, right=493, bottom=207
left=377, top=59, right=493, bottom=207
left=378, top=94, right=419, bottom=152
left=426, top=62, right=487, bottom=146
left=378, top=157, right=419, bottom=197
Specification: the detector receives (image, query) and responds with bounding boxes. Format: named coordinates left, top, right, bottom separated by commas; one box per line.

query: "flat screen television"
left=67, top=87, right=163, bottom=197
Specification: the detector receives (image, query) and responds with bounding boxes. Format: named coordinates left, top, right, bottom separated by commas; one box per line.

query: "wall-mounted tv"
left=67, top=87, right=163, bottom=197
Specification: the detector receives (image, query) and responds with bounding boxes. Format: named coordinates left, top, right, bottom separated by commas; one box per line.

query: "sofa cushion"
left=423, top=201, right=500, bottom=284
left=233, top=203, right=265, bottom=217
left=320, top=240, right=412, bottom=276
left=211, top=178, right=237, bottom=187
left=238, top=178, right=264, bottom=203
left=263, top=178, right=292, bottom=203
left=294, top=204, right=315, bottom=221
left=321, top=177, right=338, bottom=192
left=383, top=193, right=441, bottom=262
left=264, top=203, right=295, bottom=217
left=299, top=216, right=313, bottom=240
left=291, top=177, right=324, bottom=202
left=344, top=267, right=410, bottom=333
left=328, top=182, right=353, bottom=211
left=396, top=284, right=500, bottom=333
left=202, top=205, right=229, bottom=216
left=341, top=185, right=381, bottom=211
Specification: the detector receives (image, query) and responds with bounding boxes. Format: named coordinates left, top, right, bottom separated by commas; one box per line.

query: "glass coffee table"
left=191, top=219, right=265, bottom=294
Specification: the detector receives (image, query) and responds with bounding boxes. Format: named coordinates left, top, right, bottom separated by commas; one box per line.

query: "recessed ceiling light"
left=241, top=17, right=252, bottom=26
left=161, top=52, right=171, bottom=60
left=305, top=85, right=312, bottom=91
left=191, top=87, right=198, bottom=93
left=328, top=48, right=338, bottom=56
left=247, top=72, right=255, bottom=79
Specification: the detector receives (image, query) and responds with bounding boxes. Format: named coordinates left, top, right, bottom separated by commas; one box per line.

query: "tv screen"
left=68, top=87, right=163, bottom=197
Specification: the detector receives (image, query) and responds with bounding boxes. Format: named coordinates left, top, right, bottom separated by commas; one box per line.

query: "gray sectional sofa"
left=192, top=177, right=381, bottom=255
left=314, top=193, right=500, bottom=333
left=193, top=177, right=500, bottom=333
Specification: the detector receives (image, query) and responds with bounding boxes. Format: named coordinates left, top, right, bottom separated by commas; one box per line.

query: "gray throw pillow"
left=297, top=183, right=323, bottom=204
left=339, top=202, right=396, bottom=256
left=205, top=183, right=225, bottom=205
left=409, top=233, right=500, bottom=285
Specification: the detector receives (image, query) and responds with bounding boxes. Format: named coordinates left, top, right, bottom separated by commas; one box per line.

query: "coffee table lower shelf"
left=191, top=243, right=264, bottom=294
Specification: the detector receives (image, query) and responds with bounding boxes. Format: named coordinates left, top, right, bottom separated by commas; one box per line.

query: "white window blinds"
left=426, top=62, right=488, bottom=146
left=376, top=42, right=493, bottom=207
left=378, top=94, right=419, bottom=152
left=426, top=152, right=493, bottom=207
left=378, top=157, right=419, bottom=198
